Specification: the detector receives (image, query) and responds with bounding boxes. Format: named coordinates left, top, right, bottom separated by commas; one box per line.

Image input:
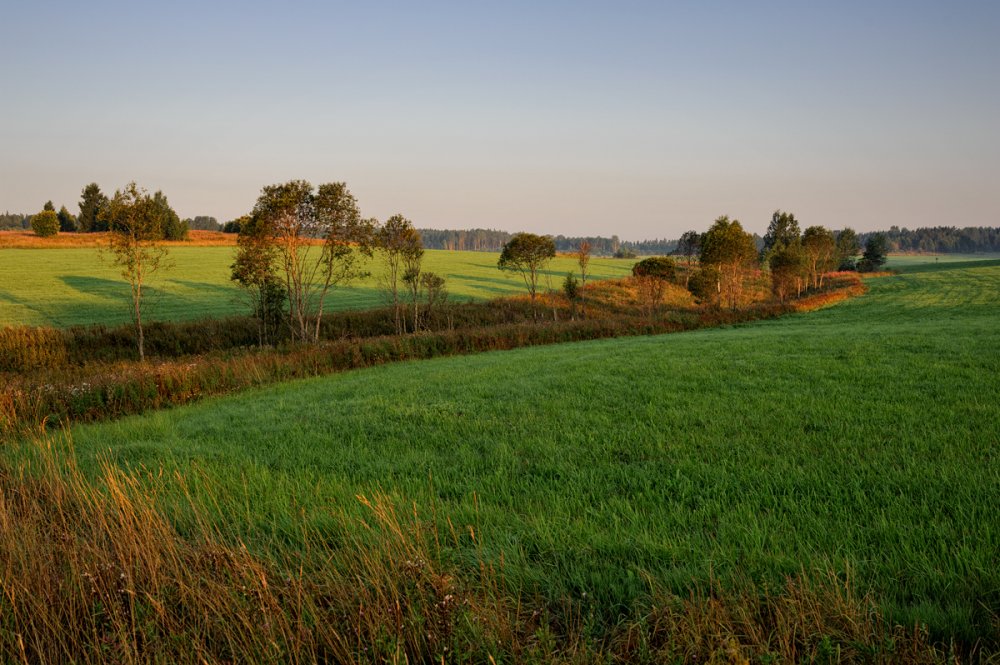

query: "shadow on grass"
left=456, top=273, right=523, bottom=295
left=894, top=258, right=1000, bottom=274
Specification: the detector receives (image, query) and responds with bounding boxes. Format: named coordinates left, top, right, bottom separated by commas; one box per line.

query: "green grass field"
left=59, top=255, right=1000, bottom=640
left=0, top=247, right=633, bottom=327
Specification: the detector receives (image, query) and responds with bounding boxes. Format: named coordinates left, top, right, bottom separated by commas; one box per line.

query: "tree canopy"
left=835, top=228, right=861, bottom=269
left=859, top=233, right=889, bottom=272
left=631, top=256, right=676, bottom=281
left=497, top=232, right=556, bottom=301
left=699, top=216, right=758, bottom=309
left=761, top=210, right=800, bottom=261
left=377, top=214, right=423, bottom=333
left=801, top=225, right=836, bottom=288
left=78, top=183, right=109, bottom=232
left=57, top=206, right=77, bottom=232
left=250, top=180, right=374, bottom=342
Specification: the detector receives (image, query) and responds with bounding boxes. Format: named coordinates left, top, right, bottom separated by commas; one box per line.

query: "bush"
left=687, top=266, right=721, bottom=306
left=631, top=256, right=676, bottom=281
left=30, top=210, right=59, bottom=238
left=562, top=272, right=580, bottom=301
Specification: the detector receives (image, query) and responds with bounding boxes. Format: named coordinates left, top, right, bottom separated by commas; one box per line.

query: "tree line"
left=2, top=184, right=219, bottom=238
left=859, top=225, right=1000, bottom=253
left=325, top=225, right=1000, bottom=256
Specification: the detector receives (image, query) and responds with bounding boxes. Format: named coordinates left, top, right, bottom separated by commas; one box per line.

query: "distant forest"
left=418, top=226, right=1000, bottom=256
left=3, top=210, right=998, bottom=254
left=858, top=226, right=1000, bottom=253
left=416, top=228, right=682, bottom=256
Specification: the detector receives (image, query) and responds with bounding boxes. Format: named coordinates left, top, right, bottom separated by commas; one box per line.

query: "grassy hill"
left=0, top=247, right=633, bottom=327
left=61, top=255, right=1000, bottom=641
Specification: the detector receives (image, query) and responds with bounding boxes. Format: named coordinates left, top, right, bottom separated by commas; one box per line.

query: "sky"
left=2, top=1, right=998, bottom=239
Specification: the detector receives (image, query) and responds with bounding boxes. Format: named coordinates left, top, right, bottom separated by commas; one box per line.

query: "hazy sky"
left=2, top=1, right=998, bottom=238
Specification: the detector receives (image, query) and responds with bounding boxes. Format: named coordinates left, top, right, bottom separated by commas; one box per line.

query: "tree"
left=43, top=200, right=55, bottom=212
left=699, top=216, right=758, bottom=309
left=313, top=183, right=376, bottom=339
left=631, top=256, right=676, bottom=317
left=377, top=214, right=422, bottom=334
left=231, top=214, right=285, bottom=346
left=562, top=271, right=580, bottom=314
left=498, top=232, right=556, bottom=304
left=613, top=247, right=637, bottom=259
left=676, top=230, right=701, bottom=265
left=253, top=180, right=317, bottom=341
left=78, top=183, right=109, bottom=232
left=769, top=243, right=806, bottom=302
left=420, top=272, right=448, bottom=327
left=251, top=180, right=374, bottom=342
left=105, top=183, right=170, bottom=362
left=30, top=210, right=59, bottom=237
left=801, top=225, right=836, bottom=288
left=835, top=228, right=861, bottom=270
left=56, top=206, right=77, bottom=232
left=858, top=233, right=888, bottom=272
left=760, top=210, right=800, bottom=262
left=222, top=217, right=245, bottom=234
left=687, top=265, right=721, bottom=306
left=576, top=241, right=591, bottom=318
left=153, top=191, right=188, bottom=240
left=187, top=216, right=220, bottom=231
left=675, top=230, right=702, bottom=287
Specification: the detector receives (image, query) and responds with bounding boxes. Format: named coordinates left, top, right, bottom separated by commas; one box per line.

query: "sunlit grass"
left=0, top=247, right=633, bottom=327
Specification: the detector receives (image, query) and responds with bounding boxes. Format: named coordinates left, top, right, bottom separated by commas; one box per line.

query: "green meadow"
left=0, top=247, right=633, bottom=327
left=61, top=256, right=1000, bottom=640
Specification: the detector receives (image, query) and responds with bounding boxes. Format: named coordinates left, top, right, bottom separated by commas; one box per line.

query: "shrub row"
left=4, top=305, right=795, bottom=433
left=1, top=298, right=551, bottom=372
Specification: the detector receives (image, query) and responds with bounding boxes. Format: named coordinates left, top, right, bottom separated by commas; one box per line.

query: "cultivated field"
left=0, top=246, right=634, bottom=327
left=59, top=256, right=1000, bottom=643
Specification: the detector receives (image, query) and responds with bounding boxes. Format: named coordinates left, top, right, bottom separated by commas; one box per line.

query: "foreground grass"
left=2, top=444, right=950, bottom=663
left=53, top=257, right=1000, bottom=647
left=0, top=247, right=633, bottom=327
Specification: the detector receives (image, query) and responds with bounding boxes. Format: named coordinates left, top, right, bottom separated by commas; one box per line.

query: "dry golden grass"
left=0, top=230, right=237, bottom=248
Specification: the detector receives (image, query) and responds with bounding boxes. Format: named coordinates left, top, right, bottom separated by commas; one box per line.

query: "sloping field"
left=65, top=257, right=1000, bottom=639
left=0, top=247, right=633, bottom=327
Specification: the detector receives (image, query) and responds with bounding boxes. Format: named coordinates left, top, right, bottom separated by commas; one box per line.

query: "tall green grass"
left=0, top=247, right=633, bottom=327
left=57, top=257, right=1000, bottom=644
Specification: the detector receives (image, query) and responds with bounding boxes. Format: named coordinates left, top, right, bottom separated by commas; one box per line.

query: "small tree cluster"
left=759, top=211, right=864, bottom=300
left=75, top=183, right=185, bottom=238
left=231, top=181, right=448, bottom=342
left=631, top=256, right=676, bottom=317
left=239, top=180, right=376, bottom=344
left=696, top=216, right=758, bottom=310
